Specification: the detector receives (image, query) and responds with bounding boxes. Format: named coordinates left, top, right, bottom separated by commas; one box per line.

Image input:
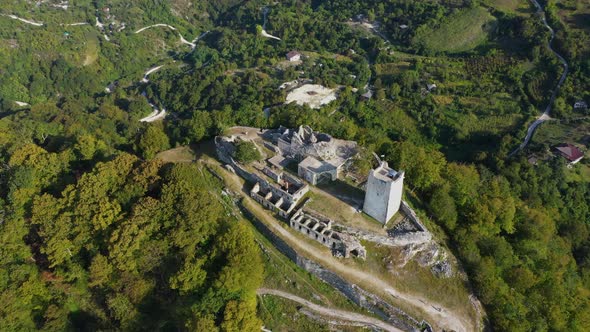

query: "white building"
left=286, top=51, right=301, bottom=62
left=363, top=161, right=404, bottom=224
left=298, top=156, right=338, bottom=185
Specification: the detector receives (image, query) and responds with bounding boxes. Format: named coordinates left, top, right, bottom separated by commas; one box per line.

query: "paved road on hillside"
left=258, top=288, right=403, bottom=332
left=510, top=0, right=569, bottom=156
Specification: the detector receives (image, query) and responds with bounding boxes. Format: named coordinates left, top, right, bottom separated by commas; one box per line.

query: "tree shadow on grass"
left=316, top=179, right=365, bottom=207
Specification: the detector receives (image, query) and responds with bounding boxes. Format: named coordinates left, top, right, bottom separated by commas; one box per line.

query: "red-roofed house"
left=554, top=143, right=584, bottom=164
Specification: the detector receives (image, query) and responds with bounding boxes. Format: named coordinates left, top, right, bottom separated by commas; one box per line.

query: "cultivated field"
left=412, top=7, right=497, bottom=53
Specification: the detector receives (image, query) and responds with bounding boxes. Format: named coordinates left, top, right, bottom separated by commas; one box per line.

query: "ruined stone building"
left=250, top=168, right=309, bottom=218
left=298, top=156, right=338, bottom=185
left=268, top=125, right=357, bottom=185
left=290, top=209, right=366, bottom=259
left=363, top=161, right=404, bottom=224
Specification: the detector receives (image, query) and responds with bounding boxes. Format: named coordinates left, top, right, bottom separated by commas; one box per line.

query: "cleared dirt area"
left=286, top=84, right=338, bottom=109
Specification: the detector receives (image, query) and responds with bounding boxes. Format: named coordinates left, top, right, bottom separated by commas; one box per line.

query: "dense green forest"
left=1, top=0, right=590, bottom=330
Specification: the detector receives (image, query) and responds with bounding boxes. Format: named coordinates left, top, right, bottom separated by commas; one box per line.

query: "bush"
left=136, top=124, right=170, bottom=159
left=234, top=141, right=261, bottom=164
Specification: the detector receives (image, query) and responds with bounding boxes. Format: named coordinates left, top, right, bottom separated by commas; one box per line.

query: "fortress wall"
left=242, top=203, right=421, bottom=331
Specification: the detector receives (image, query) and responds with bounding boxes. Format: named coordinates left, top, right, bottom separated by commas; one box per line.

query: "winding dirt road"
left=260, top=7, right=281, bottom=40
left=141, top=65, right=164, bottom=83
left=135, top=23, right=209, bottom=50
left=510, top=0, right=569, bottom=156
left=134, top=23, right=176, bottom=34
left=258, top=288, right=402, bottom=332
left=2, top=14, right=43, bottom=26
left=261, top=29, right=281, bottom=41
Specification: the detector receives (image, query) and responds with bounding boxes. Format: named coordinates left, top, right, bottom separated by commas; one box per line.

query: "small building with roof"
left=286, top=51, right=301, bottom=62
left=298, top=156, right=338, bottom=185
left=574, top=101, right=588, bottom=110
left=554, top=143, right=584, bottom=165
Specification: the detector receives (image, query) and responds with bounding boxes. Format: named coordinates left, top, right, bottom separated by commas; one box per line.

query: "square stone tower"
left=363, top=161, right=404, bottom=224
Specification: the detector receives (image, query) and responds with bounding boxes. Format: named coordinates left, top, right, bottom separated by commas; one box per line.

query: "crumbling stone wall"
left=337, top=225, right=431, bottom=247
left=335, top=201, right=432, bottom=247
left=242, top=203, right=422, bottom=331
left=290, top=209, right=366, bottom=259
left=400, top=201, right=428, bottom=232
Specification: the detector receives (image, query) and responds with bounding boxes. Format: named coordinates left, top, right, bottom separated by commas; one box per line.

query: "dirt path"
left=139, top=108, right=166, bottom=122
left=135, top=24, right=209, bottom=51
left=141, top=65, right=164, bottom=83
left=14, top=101, right=30, bottom=107
left=261, top=29, right=281, bottom=41
left=214, top=165, right=475, bottom=332
left=64, top=22, right=88, bottom=26
left=510, top=0, right=569, bottom=156
left=258, top=288, right=403, bottom=332
left=260, top=7, right=281, bottom=40
left=134, top=24, right=176, bottom=34
left=95, top=16, right=105, bottom=29
left=138, top=90, right=167, bottom=123
left=3, top=14, right=43, bottom=26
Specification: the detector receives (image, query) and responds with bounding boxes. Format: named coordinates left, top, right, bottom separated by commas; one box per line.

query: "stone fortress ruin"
left=270, top=125, right=357, bottom=185
left=215, top=125, right=433, bottom=261
left=290, top=209, right=366, bottom=258
left=250, top=167, right=308, bottom=218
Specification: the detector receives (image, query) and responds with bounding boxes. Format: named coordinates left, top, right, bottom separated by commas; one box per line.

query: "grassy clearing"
left=374, top=61, right=411, bottom=76
left=485, top=0, right=533, bottom=15
left=306, top=186, right=387, bottom=235
left=413, top=7, right=496, bottom=53
left=357, top=241, right=477, bottom=321
left=432, top=95, right=454, bottom=106
left=532, top=118, right=590, bottom=147
left=563, top=162, right=590, bottom=182
left=558, top=0, right=590, bottom=32
left=449, top=111, right=523, bottom=132
left=257, top=295, right=365, bottom=332
left=82, top=31, right=99, bottom=67
left=557, top=0, right=590, bottom=59
left=155, top=146, right=197, bottom=163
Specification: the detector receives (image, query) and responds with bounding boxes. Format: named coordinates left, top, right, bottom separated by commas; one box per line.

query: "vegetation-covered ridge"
left=2, top=148, right=263, bottom=330
left=0, top=0, right=589, bottom=331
